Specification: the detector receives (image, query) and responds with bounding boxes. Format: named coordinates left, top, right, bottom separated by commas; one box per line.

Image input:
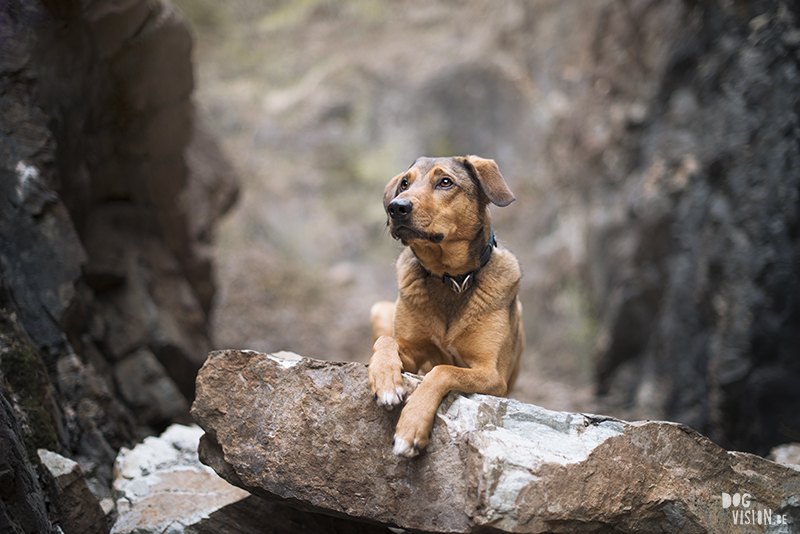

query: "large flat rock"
left=191, top=350, right=800, bottom=533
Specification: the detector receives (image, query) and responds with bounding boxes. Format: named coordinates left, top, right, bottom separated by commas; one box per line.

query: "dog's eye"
left=399, top=178, right=409, bottom=191
left=438, top=177, right=454, bottom=188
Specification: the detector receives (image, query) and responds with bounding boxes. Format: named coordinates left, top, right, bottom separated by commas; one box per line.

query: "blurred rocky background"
left=1, top=0, right=799, bottom=532
left=190, top=0, right=800, bottom=455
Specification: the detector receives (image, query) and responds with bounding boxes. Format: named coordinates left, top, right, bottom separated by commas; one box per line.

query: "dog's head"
left=382, top=155, right=515, bottom=247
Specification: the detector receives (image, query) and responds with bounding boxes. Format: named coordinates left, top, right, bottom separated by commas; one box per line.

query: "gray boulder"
left=192, top=350, right=800, bottom=534
left=37, top=448, right=109, bottom=534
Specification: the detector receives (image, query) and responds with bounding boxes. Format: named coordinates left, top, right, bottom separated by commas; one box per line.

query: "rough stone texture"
left=0, top=0, right=237, bottom=532
left=583, top=0, right=800, bottom=457
left=192, top=350, right=800, bottom=534
left=3, top=0, right=800, bottom=531
left=111, top=424, right=391, bottom=534
left=113, top=348, right=189, bottom=428
left=0, top=48, right=85, bottom=356
left=0, top=281, right=65, bottom=459
left=55, top=353, right=133, bottom=466
left=111, top=424, right=249, bottom=534
left=38, top=448, right=109, bottom=534
left=34, top=0, right=229, bottom=404
left=0, top=388, right=56, bottom=534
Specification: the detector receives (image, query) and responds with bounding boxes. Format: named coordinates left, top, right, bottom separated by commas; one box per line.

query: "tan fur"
left=369, top=155, right=524, bottom=457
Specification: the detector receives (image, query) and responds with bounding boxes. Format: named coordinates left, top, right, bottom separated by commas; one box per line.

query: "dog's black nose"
left=387, top=198, right=413, bottom=219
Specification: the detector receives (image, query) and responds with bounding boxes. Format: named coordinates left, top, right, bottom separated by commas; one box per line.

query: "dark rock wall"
left=1, top=0, right=236, bottom=530
left=589, top=1, right=800, bottom=455
left=0, top=381, right=57, bottom=534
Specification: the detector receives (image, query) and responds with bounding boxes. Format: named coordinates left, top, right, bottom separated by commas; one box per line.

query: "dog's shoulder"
left=487, top=245, right=521, bottom=282
left=471, top=245, right=521, bottom=307
left=480, top=242, right=521, bottom=284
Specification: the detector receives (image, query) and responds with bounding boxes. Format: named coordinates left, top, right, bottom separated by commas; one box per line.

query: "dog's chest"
left=400, top=281, right=474, bottom=365
left=429, top=335, right=467, bottom=368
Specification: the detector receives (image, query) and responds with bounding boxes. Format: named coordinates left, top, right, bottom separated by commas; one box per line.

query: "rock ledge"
left=191, top=350, right=800, bottom=533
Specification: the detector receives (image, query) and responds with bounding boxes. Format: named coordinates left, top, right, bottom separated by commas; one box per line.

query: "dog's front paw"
left=392, top=424, right=429, bottom=458
left=369, top=335, right=406, bottom=409
left=392, top=404, right=432, bottom=458
left=369, top=369, right=406, bottom=409
left=392, top=434, right=424, bottom=458
left=373, top=384, right=406, bottom=408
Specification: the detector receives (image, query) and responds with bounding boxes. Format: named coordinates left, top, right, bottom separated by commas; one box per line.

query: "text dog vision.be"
left=721, top=493, right=789, bottom=526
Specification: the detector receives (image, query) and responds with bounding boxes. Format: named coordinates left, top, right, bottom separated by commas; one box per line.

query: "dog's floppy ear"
left=462, top=155, right=515, bottom=207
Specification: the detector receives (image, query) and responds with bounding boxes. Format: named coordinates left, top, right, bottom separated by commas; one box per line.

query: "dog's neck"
left=409, top=222, right=496, bottom=293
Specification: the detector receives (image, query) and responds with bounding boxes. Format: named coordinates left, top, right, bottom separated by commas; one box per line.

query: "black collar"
left=422, top=229, right=497, bottom=294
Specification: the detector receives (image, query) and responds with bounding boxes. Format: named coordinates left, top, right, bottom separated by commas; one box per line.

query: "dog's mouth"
left=391, top=224, right=444, bottom=244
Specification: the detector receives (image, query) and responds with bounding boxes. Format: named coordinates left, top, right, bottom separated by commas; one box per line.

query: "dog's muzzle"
left=387, top=198, right=444, bottom=243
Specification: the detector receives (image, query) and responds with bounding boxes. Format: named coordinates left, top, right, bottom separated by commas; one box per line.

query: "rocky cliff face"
left=582, top=1, right=800, bottom=456
left=0, top=0, right=237, bottom=531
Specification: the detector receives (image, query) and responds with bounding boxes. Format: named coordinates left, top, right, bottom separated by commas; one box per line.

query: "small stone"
left=38, top=449, right=109, bottom=534
left=769, top=443, right=800, bottom=471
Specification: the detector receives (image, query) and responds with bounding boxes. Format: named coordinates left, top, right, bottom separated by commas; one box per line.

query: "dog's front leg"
left=391, top=364, right=506, bottom=457
left=368, top=335, right=406, bottom=408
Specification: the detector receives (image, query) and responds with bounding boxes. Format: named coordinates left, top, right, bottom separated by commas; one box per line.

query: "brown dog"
left=369, top=155, right=524, bottom=457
